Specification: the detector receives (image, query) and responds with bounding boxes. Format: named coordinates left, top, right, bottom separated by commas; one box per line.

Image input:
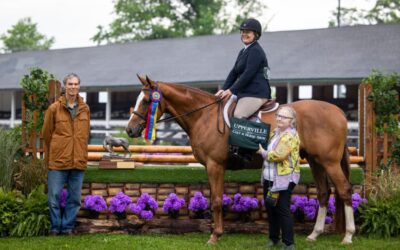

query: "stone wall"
left=79, top=182, right=364, bottom=221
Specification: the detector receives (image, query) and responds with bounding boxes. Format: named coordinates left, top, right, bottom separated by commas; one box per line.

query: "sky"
left=0, top=0, right=376, bottom=50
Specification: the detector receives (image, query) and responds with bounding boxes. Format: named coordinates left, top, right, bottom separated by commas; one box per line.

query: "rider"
left=215, top=18, right=271, bottom=161
left=215, top=18, right=271, bottom=118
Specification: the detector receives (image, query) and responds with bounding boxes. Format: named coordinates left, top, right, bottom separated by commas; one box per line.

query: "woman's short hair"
left=63, top=73, right=80, bottom=85
left=277, top=106, right=297, bottom=128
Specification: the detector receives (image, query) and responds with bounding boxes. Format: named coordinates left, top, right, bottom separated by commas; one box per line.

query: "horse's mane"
left=158, top=81, right=215, bottom=103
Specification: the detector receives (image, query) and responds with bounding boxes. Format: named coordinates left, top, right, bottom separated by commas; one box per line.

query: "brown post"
left=364, top=84, right=376, bottom=195
left=358, top=84, right=365, bottom=158
left=21, top=96, right=26, bottom=152
left=383, top=123, right=388, bottom=165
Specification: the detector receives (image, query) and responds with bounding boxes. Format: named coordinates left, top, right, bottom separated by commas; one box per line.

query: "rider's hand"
left=215, top=89, right=224, bottom=97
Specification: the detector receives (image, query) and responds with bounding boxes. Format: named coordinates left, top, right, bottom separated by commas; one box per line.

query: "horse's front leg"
left=206, top=162, right=225, bottom=244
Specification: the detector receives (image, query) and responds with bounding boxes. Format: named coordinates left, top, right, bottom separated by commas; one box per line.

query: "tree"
left=0, top=17, right=55, bottom=53
left=92, top=0, right=267, bottom=44
left=329, top=0, right=400, bottom=27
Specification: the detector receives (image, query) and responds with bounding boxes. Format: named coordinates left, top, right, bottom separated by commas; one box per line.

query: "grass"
left=0, top=233, right=399, bottom=250
left=84, top=165, right=364, bottom=185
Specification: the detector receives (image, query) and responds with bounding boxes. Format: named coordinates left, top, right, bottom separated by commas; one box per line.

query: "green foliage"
left=92, top=0, right=267, bottom=44
left=359, top=170, right=400, bottom=237
left=20, top=67, right=55, bottom=140
left=0, top=189, right=23, bottom=236
left=0, top=17, right=55, bottom=53
left=359, top=192, right=400, bottom=238
left=13, top=158, right=47, bottom=196
left=11, top=185, right=50, bottom=237
left=329, top=0, right=400, bottom=26
left=2, top=233, right=400, bottom=249
left=0, top=128, right=21, bottom=191
left=84, top=166, right=364, bottom=184
left=363, top=70, right=400, bottom=170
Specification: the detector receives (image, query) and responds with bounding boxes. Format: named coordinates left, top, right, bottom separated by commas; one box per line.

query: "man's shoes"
left=281, top=244, right=295, bottom=250
left=61, top=230, right=74, bottom=236
left=266, top=239, right=278, bottom=247
left=49, top=231, right=59, bottom=236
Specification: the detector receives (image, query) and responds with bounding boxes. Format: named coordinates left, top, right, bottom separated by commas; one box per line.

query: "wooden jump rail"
left=87, top=145, right=364, bottom=164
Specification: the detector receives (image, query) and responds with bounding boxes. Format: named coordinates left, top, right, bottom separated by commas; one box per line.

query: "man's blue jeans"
left=48, top=169, right=84, bottom=233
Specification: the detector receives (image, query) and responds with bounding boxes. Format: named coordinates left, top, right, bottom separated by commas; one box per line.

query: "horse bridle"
left=131, top=87, right=225, bottom=133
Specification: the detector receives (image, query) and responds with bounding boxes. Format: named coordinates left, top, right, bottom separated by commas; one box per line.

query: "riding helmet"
left=240, top=18, right=262, bottom=38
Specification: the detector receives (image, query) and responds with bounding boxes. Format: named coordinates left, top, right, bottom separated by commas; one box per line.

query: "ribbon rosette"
left=144, top=90, right=162, bottom=140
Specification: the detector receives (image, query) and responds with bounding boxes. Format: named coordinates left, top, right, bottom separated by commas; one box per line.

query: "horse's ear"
left=145, top=75, right=158, bottom=90
left=137, top=74, right=147, bottom=86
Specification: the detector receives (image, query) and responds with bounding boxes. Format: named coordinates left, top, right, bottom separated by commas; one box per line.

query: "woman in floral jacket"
left=257, top=106, right=300, bottom=250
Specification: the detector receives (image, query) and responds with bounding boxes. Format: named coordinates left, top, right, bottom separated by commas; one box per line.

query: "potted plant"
left=83, top=195, right=107, bottom=219
left=129, top=193, right=158, bottom=220
left=231, top=193, right=258, bottom=222
left=188, top=192, right=209, bottom=219
left=109, top=192, right=132, bottom=220
left=162, top=193, right=185, bottom=219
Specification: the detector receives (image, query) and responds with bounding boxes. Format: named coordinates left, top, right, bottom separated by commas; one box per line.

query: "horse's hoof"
left=341, top=239, right=352, bottom=244
left=306, top=236, right=316, bottom=241
left=207, top=235, right=218, bottom=245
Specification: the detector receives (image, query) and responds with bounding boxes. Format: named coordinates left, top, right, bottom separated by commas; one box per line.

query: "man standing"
left=42, top=73, right=90, bottom=235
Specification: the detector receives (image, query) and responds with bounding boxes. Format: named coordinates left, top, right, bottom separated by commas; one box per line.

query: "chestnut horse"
left=126, top=75, right=355, bottom=244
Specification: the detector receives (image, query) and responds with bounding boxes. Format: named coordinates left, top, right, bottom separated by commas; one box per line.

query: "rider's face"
left=240, top=30, right=256, bottom=45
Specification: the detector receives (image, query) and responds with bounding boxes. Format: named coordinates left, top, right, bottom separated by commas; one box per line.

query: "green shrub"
left=11, top=185, right=50, bottom=237
left=0, top=128, right=21, bottom=191
left=0, top=189, right=23, bottom=236
left=359, top=192, right=400, bottom=238
left=13, top=158, right=47, bottom=195
left=359, top=170, right=400, bottom=238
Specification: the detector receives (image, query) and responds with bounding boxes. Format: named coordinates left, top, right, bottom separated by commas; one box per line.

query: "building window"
left=299, top=85, right=312, bottom=99
left=80, top=92, right=87, bottom=102
left=99, top=92, right=108, bottom=103
left=333, top=84, right=347, bottom=99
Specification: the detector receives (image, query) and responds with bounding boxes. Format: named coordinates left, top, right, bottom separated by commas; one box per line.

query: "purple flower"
left=140, top=210, right=154, bottom=220
left=109, top=192, right=132, bottom=213
left=84, top=195, right=107, bottom=212
left=222, top=194, right=232, bottom=207
left=290, top=193, right=368, bottom=224
left=352, top=193, right=367, bottom=212
left=60, top=189, right=68, bottom=209
left=291, top=195, right=308, bottom=213
left=163, top=193, right=185, bottom=216
left=325, top=216, right=333, bottom=224
left=130, top=193, right=158, bottom=220
left=327, top=196, right=336, bottom=214
left=231, top=193, right=258, bottom=213
left=188, top=192, right=209, bottom=212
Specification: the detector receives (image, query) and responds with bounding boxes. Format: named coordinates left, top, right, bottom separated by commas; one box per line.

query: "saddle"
left=223, top=95, right=277, bottom=170
left=223, top=95, right=279, bottom=126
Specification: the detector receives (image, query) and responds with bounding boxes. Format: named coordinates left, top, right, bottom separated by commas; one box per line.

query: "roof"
left=0, top=24, right=399, bottom=91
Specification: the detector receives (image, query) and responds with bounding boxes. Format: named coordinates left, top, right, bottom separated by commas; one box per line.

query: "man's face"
left=65, top=77, right=80, bottom=97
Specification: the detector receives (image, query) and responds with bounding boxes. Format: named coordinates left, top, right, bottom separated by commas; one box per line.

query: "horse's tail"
left=335, top=144, right=350, bottom=233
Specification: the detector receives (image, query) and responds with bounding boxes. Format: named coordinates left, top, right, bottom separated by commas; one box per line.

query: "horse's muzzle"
left=125, top=125, right=142, bottom=138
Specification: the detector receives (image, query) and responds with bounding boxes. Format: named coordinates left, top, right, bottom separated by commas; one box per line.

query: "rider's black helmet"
left=240, top=18, right=262, bottom=39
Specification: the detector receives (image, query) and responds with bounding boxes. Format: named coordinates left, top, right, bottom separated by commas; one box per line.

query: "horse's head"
left=126, top=75, right=165, bottom=138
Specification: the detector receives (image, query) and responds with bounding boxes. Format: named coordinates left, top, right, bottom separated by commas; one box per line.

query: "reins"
left=133, top=87, right=226, bottom=134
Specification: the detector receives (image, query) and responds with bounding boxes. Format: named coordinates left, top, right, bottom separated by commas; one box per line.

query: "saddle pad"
left=229, top=117, right=270, bottom=150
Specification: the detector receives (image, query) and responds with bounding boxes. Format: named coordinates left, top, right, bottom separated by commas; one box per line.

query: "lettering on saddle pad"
left=229, top=117, right=270, bottom=150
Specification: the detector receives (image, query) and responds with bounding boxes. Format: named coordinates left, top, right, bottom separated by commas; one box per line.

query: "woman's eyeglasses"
left=275, top=114, right=293, bottom=120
